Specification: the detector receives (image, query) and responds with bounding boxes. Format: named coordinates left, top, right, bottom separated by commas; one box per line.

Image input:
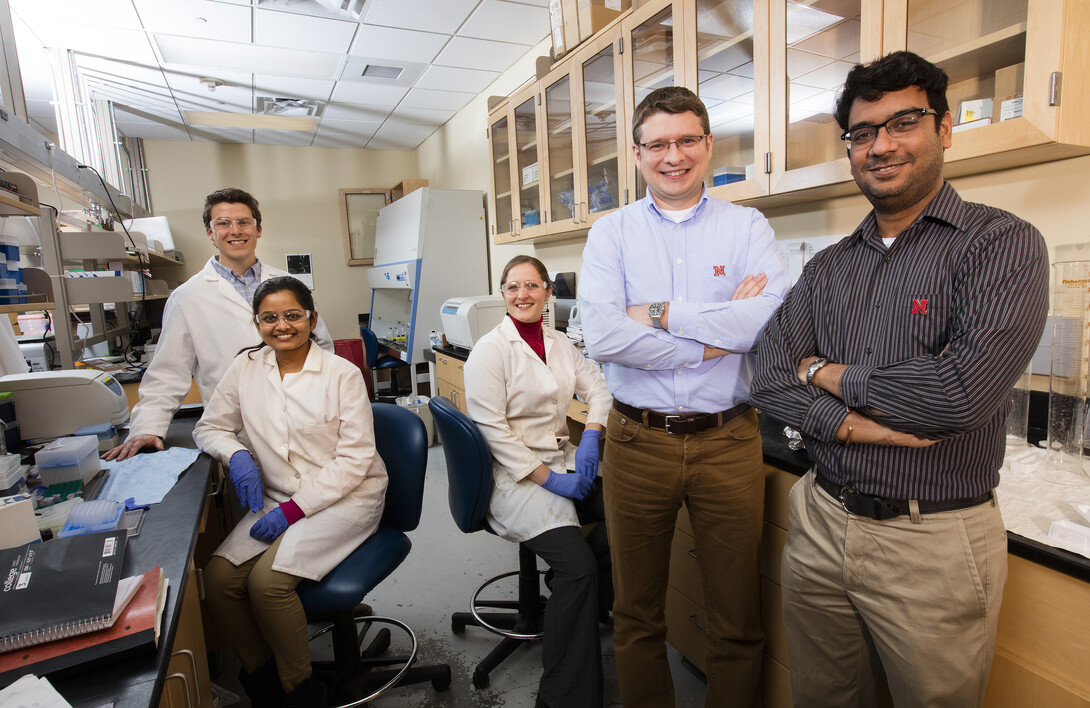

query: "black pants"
left=524, top=484, right=612, bottom=708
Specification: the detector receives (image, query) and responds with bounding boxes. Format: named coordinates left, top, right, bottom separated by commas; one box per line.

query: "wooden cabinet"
left=883, top=0, right=1090, bottom=178
left=158, top=562, right=213, bottom=708
left=489, top=0, right=1090, bottom=232
left=434, top=351, right=468, bottom=415
left=487, top=18, right=627, bottom=244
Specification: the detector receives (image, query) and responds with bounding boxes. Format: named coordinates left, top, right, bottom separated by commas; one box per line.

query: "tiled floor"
left=213, top=439, right=707, bottom=707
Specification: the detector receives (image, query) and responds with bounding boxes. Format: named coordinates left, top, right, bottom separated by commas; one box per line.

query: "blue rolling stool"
left=297, top=402, right=451, bottom=705
left=428, top=395, right=546, bottom=689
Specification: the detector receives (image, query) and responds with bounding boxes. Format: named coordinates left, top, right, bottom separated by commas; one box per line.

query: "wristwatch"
left=648, top=302, right=665, bottom=329
left=805, top=357, right=830, bottom=385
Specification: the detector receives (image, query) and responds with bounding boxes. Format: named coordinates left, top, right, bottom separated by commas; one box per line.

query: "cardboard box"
left=0, top=494, right=39, bottom=550
left=578, top=0, right=630, bottom=42
left=549, top=0, right=581, bottom=58
left=994, top=63, right=1025, bottom=103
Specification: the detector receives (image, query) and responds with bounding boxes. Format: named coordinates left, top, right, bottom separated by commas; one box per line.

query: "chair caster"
left=432, top=668, right=452, bottom=692
left=472, top=668, right=490, bottom=689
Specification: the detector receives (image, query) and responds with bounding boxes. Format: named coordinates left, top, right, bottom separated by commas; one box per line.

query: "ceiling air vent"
left=256, top=97, right=321, bottom=117
left=361, top=64, right=404, bottom=80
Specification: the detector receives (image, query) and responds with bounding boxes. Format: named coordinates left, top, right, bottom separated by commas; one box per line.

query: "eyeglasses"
left=210, top=217, right=258, bottom=231
left=637, top=134, right=708, bottom=154
left=254, top=309, right=311, bottom=326
left=502, top=281, right=545, bottom=295
left=840, top=108, right=938, bottom=150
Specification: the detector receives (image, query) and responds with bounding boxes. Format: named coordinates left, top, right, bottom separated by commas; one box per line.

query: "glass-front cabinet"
left=574, top=27, right=627, bottom=229
left=622, top=1, right=687, bottom=201
left=542, top=68, right=581, bottom=233
left=695, top=0, right=772, bottom=203
left=769, top=0, right=877, bottom=195
left=883, top=0, right=1089, bottom=174
left=488, top=111, right=515, bottom=242
left=512, top=87, right=548, bottom=240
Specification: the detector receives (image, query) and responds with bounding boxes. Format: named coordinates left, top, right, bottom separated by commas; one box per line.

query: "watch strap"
left=806, top=357, right=830, bottom=385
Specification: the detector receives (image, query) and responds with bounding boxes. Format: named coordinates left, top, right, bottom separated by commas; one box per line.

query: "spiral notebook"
left=0, top=530, right=127, bottom=653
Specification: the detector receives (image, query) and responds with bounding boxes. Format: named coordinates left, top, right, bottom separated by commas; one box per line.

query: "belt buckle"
left=663, top=415, right=685, bottom=435
left=838, top=484, right=859, bottom=514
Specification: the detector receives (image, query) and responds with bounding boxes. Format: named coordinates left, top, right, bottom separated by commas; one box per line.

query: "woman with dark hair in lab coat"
left=463, top=255, right=613, bottom=708
left=195, top=275, right=387, bottom=708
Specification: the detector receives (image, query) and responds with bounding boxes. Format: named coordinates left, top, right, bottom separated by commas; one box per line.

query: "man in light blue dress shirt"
left=579, top=86, right=789, bottom=708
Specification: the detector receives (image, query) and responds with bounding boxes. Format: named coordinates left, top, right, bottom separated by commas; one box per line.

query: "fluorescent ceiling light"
left=185, top=110, right=319, bottom=131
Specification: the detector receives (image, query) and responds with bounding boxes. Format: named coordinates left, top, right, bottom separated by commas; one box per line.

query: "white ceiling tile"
left=318, top=118, right=383, bottom=145
left=459, top=0, right=549, bottom=46
left=22, top=23, right=159, bottom=64
left=322, top=104, right=392, bottom=122
left=390, top=106, right=456, bottom=126
left=363, top=0, right=480, bottom=35
left=9, top=0, right=141, bottom=31
left=133, top=0, right=252, bottom=42
left=329, top=82, right=408, bottom=107
left=400, top=88, right=475, bottom=112
left=255, top=8, right=358, bottom=53
left=253, top=75, right=336, bottom=102
left=156, top=35, right=343, bottom=79
left=416, top=65, right=498, bottom=94
left=434, top=36, right=528, bottom=72
left=349, top=25, right=450, bottom=64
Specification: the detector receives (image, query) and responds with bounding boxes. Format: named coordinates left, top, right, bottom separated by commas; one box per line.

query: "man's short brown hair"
left=631, top=86, right=710, bottom=145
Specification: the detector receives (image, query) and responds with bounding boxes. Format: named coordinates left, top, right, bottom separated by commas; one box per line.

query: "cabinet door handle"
left=163, top=672, right=193, bottom=708
left=687, top=548, right=697, bottom=560
left=688, top=614, right=707, bottom=634
left=580, top=202, right=588, bottom=223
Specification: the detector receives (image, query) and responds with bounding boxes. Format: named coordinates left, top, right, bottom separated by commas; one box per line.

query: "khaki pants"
left=203, top=536, right=310, bottom=693
left=782, top=471, right=1007, bottom=708
left=602, top=407, right=765, bottom=708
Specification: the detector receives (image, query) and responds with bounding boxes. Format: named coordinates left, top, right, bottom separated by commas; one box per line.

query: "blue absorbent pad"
left=97, top=446, right=202, bottom=506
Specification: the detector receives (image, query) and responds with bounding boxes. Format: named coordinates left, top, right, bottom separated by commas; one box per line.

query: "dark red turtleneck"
left=510, top=315, right=546, bottom=362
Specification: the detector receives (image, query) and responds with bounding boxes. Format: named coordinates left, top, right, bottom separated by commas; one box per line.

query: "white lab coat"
left=464, top=316, right=612, bottom=543
left=193, top=342, right=387, bottom=581
left=128, top=258, right=334, bottom=439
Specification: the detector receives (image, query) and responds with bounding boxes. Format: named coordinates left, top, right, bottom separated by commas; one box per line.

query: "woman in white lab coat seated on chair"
left=194, top=275, right=387, bottom=708
left=463, top=255, right=613, bottom=708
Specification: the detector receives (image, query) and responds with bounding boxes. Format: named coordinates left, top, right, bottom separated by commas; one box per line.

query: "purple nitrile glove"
left=541, top=470, right=594, bottom=500
left=574, top=429, right=601, bottom=480
left=229, top=450, right=265, bottom=513
left=249, top=506, right=289, bottom=542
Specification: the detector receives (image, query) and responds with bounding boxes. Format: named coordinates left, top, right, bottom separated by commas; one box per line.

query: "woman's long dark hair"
left=238, top=276, right=318, bottom=358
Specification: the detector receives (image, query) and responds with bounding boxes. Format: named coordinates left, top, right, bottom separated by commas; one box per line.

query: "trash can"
left=396, top=395, right=435, bottom=446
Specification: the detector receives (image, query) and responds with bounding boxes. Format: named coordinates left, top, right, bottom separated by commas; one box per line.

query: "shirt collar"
left=849, top=181, right=963, bottom=248
left=211, top=256, right=261, bottom=282
left=643, top=184, right=710, bottom=224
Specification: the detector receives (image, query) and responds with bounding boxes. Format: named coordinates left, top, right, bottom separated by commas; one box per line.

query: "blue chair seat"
left=297, top=527, right=410, bottom=614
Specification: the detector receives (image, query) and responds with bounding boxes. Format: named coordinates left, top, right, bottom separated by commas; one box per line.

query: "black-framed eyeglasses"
left=637, top=134, right=709, bottom=154
left=254, top=309, right=311, bottom=326
left=840, top=108, right=939, bottom=150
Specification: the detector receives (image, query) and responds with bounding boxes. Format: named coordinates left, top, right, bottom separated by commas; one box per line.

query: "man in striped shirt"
left=750, top=51, right=1048, bottom=706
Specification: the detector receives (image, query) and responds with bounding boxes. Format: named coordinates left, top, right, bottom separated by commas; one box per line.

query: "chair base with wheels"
left=451, top=544, right=546, bottom=688
left=360, top=326, right=412, bottom=403
left=429, top=395, right=548, bottom=690
left=297, top=403, right=450, bottom=706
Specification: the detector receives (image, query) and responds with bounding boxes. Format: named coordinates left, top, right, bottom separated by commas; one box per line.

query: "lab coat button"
left=294, top=472, right=300, bottom=479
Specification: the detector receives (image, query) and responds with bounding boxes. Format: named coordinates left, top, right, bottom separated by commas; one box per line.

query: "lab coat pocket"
left=294, top=418, right=340, bottom=466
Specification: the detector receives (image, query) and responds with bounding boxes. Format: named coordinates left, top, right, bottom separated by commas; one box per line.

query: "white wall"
left=141, top=140, right=417, bottom=340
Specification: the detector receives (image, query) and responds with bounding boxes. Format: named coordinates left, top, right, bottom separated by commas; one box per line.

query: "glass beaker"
left=1005, top=362, right=1032, bottom=456
left=1045, top=257, right=1090, bottom=478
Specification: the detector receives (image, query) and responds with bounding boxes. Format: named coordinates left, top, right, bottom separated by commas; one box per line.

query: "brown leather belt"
left=814, top=472, right=993, bottom=521
left=612, top=400, right=750, bottom=436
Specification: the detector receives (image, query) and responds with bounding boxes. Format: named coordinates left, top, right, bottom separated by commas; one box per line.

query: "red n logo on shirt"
left=911, top=299, right=929, bottom=315
left=713, top=265, right=726, bottom=276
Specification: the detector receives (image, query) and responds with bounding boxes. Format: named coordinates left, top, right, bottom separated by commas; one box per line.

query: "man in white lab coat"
left=104, top=187, right=333, bottom=461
